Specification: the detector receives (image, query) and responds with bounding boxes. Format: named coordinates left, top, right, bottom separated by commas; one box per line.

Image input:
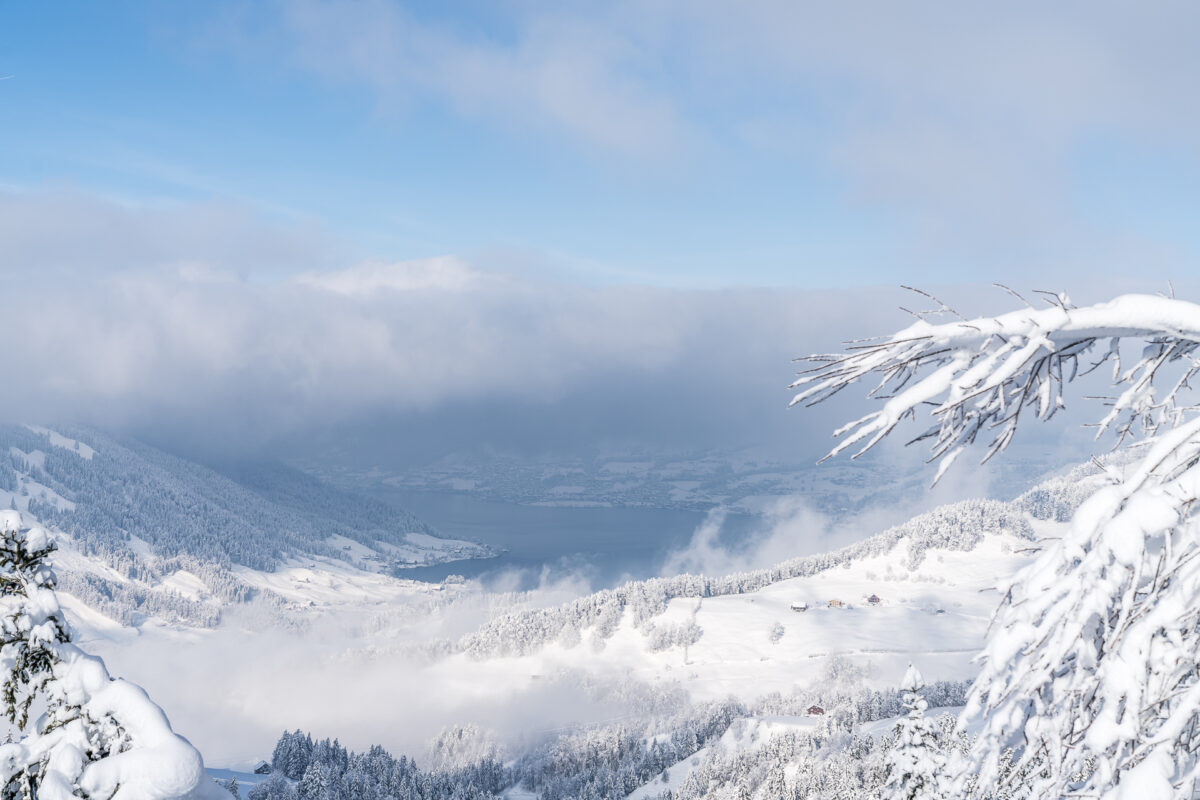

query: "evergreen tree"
left=884, top=665, right=948, bottom=800
left=248, top=773, right=298, bottom=800
left=298, top=762, right=330, bottom=800
left=0, top=509, right=206, bottom=798
left=0, top=513, right=69, bottom=733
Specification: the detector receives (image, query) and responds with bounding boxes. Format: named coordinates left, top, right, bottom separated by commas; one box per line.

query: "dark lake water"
left=370, top=488, right=760, bottom=591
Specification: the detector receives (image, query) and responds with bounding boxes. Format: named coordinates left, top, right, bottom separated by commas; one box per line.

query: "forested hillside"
left=213, top=460, right=436, bottom=552
left=0, top=425, right=490, bottom=628
left=236, top=673, right=975, bottom=800
left=0, top=424, right=486, bottom=571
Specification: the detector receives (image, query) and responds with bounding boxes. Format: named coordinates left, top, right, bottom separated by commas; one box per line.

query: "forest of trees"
left=243, top=664, right=972, bottom=800
left=55, top=569, right=222, bottom=627
left=248, top=701, right=744, bottom=799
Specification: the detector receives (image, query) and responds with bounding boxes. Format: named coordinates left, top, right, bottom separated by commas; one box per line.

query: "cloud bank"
left=0, top=187, right=900, bottom=458
left=0, top=186, right=1168, bottom=465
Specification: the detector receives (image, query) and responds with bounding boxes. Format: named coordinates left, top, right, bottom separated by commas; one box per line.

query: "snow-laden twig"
left=792, top=294, right=1200, bottom=483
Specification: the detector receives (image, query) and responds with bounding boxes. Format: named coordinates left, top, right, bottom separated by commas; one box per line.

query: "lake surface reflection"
left=371, top=488, right=760, bottom=590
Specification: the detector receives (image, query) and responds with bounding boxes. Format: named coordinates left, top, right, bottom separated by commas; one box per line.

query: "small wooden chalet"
left=807, top=705, right=825, bottom=716
left=790, top=601, right=808, bottom=612
left=867, top=594, right=881, bottom=606
left=827, top=599, right=846, bottom=609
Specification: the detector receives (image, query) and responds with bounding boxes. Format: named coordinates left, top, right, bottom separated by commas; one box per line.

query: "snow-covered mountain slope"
left=459, top=497, right=1037, bottom=656
left=0, top=425, right=492, bottom=627
left=441, top=515, right=1044, bottom=708
left=6, top=425, right=491, bottom=569
left=630, top=534, right=1029, bottom=697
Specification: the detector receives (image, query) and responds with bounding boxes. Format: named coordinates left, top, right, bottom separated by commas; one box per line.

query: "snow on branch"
left=791, top=293, right=1200, bottom=481
left=964, top=414, right=1200, bottom=797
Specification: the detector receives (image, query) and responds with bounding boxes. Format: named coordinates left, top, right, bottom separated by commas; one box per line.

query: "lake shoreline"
left=372, top=486, right=762, bottom=591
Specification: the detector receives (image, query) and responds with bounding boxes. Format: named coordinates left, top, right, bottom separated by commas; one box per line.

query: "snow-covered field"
left=433, top=528, right=1037, bottom=705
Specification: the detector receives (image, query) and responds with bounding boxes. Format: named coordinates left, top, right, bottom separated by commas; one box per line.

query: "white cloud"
left=669, top=1, right=1200, bottom=252
left=274, top=0, right=690, bottom=158
left=295, top=256, right=481, bottom=295
left=658, top=452, right=1003, bottom=580
left=0, top=186, right=1172, bottom=459
left=0, top=189, right=826, bottom=447
left=7, top=265, right=788, bottom=424
left=0, top=188, right=344, bottom=279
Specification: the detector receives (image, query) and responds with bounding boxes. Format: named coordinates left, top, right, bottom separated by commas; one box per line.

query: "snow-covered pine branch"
left=0, top=510, right=214, bottom=799
left=791, top=293, right=1200, bottom=483
left=793, top=292, right=1200, bottom=798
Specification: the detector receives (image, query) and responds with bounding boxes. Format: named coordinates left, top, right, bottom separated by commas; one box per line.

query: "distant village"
left=789, top=593, right=882, bottom=613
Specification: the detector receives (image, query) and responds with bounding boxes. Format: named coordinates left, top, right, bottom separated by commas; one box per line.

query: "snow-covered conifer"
left=296, top=762, right=330, bottom=800
left=0, top=509, right=210, bottom=799
left=884, top=664, right=948, bottom=800
left=271, top=731, right=313, bottom=781
left=793, top=292, right=1200, bottom=797
left=0, top=514, right=68, bottom=733
left=247, top=773, right=296, bottom=800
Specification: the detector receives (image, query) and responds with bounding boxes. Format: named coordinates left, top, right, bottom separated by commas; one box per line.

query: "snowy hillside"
left=0, top=425, right=492, bottom=628
left=446, top=500, right=1049, bottom=705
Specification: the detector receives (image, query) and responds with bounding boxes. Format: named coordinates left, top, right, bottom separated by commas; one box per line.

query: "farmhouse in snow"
left=827, top=599, right=846, bottom=609
left=790, top=601, right=808, bottom=612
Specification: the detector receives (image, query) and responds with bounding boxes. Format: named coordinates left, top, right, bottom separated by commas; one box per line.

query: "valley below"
left=1, top=424, right=1092, bottom=798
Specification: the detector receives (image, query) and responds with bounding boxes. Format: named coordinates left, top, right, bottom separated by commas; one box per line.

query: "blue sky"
left=3, top=2, right=1200, bottom=459
left=8, top=1, right=1200, bottom=289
